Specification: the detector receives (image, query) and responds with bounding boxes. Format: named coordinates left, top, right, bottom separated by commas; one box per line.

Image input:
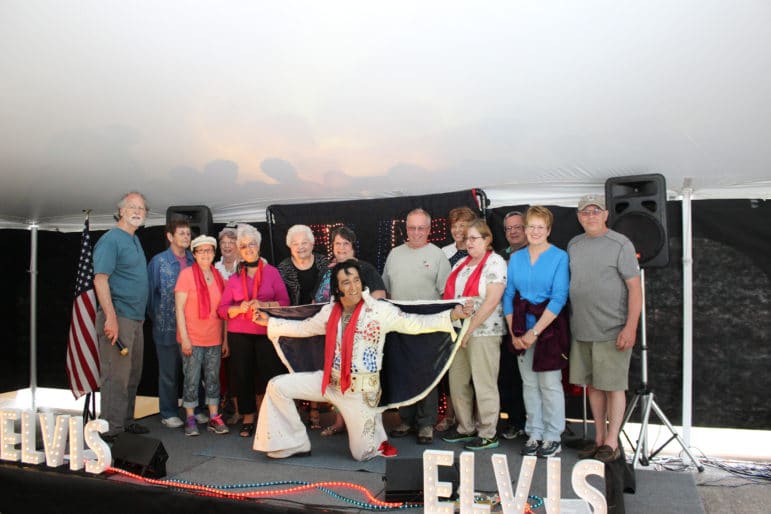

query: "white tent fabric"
left=2, top=0, right=770, bottom=231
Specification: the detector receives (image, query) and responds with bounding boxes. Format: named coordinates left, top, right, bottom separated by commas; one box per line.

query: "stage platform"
left=0, top=404, right=707, bottom=514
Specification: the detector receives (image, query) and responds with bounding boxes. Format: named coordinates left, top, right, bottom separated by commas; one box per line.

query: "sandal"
left=320, top=424, right=346, bottom=437
left=309, top=408, right=321, bottom=429
left=239, top=422, right=255, bottom=438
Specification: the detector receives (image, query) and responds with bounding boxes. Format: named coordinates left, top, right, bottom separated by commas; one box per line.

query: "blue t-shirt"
left=503, top=245, right=569, bottom=329
left=93, top=227, right=149, bottom=320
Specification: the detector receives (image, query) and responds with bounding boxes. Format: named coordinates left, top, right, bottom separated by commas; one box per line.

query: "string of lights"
left=106, top=467, right=423, bottom=510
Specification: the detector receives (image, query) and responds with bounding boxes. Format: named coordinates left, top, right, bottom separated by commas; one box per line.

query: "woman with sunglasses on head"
left=217, top=224, right=290, bottom=438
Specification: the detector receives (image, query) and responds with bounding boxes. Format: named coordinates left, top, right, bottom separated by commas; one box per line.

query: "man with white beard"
left=93, top=191, right=150, bottom=442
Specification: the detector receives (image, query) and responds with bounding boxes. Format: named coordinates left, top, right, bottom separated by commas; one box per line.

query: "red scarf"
left=442, top=250, right=492, bottom=300
left=192, top=263, right=225, bottom=320
left=239, top=260, right=263, bottom=319
left=322, top=300, right=365, bottom=395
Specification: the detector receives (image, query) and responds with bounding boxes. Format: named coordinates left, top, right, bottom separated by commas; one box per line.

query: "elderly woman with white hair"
left=277, top=224, right=331, bottom=428
left=277, top=224, right=331, bottom=306
left=217, top=224, right=290, bottom=437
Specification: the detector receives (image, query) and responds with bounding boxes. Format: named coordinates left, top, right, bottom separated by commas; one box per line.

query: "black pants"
left=228, top=332, right=288, bottom=416
left=498, top=337, right=526, bottom=428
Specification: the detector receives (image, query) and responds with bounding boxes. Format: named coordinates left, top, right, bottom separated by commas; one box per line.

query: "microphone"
left=115, top=338, right=129, bottom=356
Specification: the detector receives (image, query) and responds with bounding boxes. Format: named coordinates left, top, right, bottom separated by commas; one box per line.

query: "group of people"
left=93, top=191, right=641, bottom=465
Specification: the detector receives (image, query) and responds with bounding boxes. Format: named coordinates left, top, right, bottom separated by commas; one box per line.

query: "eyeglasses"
left=194, top=248, right=215, bottom=254
left=578, top=208, right=604, bottom=217
left=504, top=225, right=524, bottom=232
left=124, top=204, right=146, bottom=211
left=220, top=239, right=236, bottom=246
left=238, top=242, right=259, bottom=250
left=465, top=235, right=484, bottom=242
left=526, top=225, right=548, bottom=232
left=406, top=225, right=430, bottom=232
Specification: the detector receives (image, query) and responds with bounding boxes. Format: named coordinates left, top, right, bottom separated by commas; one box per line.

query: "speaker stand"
left=621, top=270, right=704, bottom=471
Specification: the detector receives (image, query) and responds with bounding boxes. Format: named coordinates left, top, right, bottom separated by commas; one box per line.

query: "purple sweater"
left=217, top=264, right=290, bottom=335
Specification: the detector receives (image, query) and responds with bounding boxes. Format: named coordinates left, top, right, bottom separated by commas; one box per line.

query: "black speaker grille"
left=611, top=211, right=665, bottom=266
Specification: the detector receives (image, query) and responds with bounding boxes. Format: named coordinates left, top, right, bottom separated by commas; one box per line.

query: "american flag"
left=66, top=218, right=100, bottom=399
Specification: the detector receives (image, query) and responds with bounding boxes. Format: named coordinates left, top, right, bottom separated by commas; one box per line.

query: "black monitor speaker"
left=166, top=205, right=213, bottom=238
left=384, top=456, right=459, bottom=503
left=111, top=433, right=168, bottom=479
left=605, top=173, right=669, bottom=268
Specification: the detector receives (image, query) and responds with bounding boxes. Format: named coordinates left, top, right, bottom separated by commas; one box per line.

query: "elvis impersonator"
left=252, top=259, right=473, bottom=461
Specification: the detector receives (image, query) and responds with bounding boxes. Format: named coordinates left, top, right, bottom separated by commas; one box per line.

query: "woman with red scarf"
left=217, top=224, right=290, bottom=437
left=175, top=235, right=228, bottom=436
left=440, top=219, right=508, bottom=451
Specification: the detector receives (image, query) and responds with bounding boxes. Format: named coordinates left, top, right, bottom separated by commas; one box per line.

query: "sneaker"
left=185, top=416, right=200, bottom=436
left=417, top=425, right=434, bottom=445
left=389, top=423, right=413, bottom=438
left=195, top=412, right=209, bottom=424
left=441, top=428, right=477, bottom=444
left=521, top=437, right=540, bottom=456
left=465, top=436, right=500, bottom=451
left=161, top=416, right=184, bottom=428
left=536, top=440, right=561, bottom=458
left=207, top=414, right=230, bottom=435
left=501, top=425, right=525, bottom=440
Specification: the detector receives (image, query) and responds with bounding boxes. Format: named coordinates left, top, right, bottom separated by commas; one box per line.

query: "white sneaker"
left=161, top=416, right=184, bottom=428
left=194, top=412, right=210, bottom=424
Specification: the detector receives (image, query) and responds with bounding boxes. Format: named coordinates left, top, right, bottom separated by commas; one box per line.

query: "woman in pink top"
left=217, top=224, right=291, bottom=437
left=175, top=235, right=228, bottom=436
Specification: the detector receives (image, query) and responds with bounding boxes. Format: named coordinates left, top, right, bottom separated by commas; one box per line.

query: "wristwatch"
left=531, top=328, right=540, bottom=337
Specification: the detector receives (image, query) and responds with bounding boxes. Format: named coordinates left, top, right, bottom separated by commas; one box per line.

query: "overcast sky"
left=1, top=1, right=770, bottom=227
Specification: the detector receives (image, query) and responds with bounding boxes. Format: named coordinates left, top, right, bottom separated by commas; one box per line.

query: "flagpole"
left=29, top=221, right=39, bottom=412
left=81, top=210, right=97, bottom=422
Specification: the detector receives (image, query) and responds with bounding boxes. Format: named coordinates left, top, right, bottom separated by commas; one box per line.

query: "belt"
left=329, top=371, right=380, bottom=394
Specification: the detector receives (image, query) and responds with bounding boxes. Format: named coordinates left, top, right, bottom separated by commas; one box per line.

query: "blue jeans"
left=182, top=346, right=221, bottom=409
left=155, top=342, right=182, bottom=419
left=517, top=344, right=565, bottom=442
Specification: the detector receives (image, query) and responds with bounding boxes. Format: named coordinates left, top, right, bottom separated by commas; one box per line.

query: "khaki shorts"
left=569, top=339, right=632, bottom=391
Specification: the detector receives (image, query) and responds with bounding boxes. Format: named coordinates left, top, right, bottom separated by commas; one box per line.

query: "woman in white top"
left=440, top=219, right=507, bottom=451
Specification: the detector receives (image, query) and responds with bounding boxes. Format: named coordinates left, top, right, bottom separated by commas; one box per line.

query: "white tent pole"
left=29, top=222, right=39, bottom=412
left=681, top=180, right=694, bottom=446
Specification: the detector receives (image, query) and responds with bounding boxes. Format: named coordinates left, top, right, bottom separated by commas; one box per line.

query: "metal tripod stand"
left=621, top=269, right=704, bottom=471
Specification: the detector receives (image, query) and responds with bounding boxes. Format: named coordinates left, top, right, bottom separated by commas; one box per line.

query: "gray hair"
left=218, top=226, right=237, bottom=241
left=406, top=208, right=431, bottom=224
left=114, top=191, right=148, bottom=221
left=504, top=210, right=524, bottom=221
left=236, top=223, right=262, bottom=246
left=285, top=224, right=314, bottom=247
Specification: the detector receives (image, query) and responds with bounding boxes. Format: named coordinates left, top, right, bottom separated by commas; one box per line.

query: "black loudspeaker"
left=384, top=456, right=459, bottom=503
left=111, top=433, right=168, bottom=478
left=166, top=205, right=213, bottom=238
left=605, top=173, right=669, bottom=268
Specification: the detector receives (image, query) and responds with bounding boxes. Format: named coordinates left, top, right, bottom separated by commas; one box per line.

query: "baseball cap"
left=577, top=194, right=606, bottom=211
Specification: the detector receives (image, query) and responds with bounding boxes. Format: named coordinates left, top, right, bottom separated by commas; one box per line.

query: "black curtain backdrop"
left=266, top=189, right=481, bottom=272
left=1, top=198, right=769, bottom=429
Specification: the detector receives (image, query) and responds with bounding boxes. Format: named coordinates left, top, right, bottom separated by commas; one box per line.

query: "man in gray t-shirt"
left=567, top=194, right=642, bottom=463
left=382, top=208, right=451, bottom=445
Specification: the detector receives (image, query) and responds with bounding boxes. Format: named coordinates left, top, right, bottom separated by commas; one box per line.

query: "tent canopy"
left=2, top=1, right=770, bottom=230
